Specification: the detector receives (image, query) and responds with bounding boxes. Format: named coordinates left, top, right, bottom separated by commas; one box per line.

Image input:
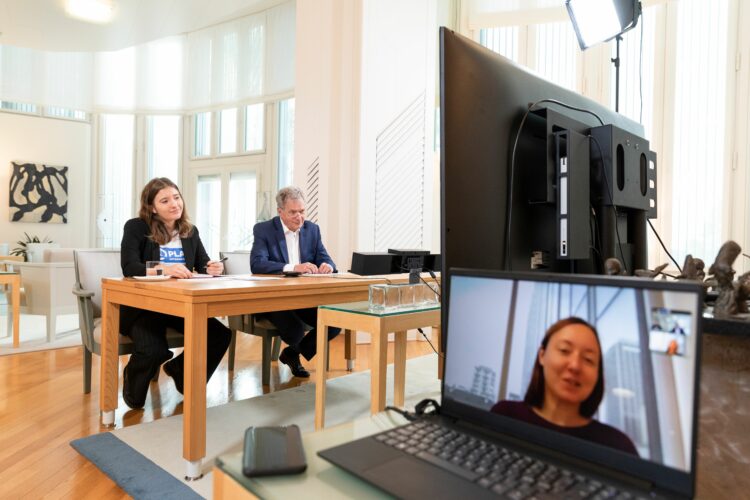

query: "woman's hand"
left=206, top=261, right=224, bottom=276
left=162, top=263, right=193, bottom=279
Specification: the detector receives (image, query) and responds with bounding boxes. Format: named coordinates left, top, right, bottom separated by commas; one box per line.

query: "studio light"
left=566, top=0, right=641, bottom=51
left=65, top=0, right=117, bottom=24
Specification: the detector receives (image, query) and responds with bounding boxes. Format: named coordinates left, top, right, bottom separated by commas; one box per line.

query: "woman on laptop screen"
left=492, top=317, right=638, bottom=456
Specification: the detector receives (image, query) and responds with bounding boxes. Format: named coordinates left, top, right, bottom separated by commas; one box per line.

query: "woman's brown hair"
left=138, top=177, right=194, bottom=245
left=523, top=317, right=604, bottom=419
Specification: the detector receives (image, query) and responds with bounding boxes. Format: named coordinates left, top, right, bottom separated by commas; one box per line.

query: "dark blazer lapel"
left=274, top=217, right=289, bottom=263
left=298, top=223, right=308, bottom=262
left=181, top=235, right=195, bottom=270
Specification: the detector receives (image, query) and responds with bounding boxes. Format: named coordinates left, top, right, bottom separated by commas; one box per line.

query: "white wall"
left=295, top=0, right=362, bottom=271
left=0, top=113, right=92, bottom=252
left=358, top=0, right=438, bottom=254
left=294, top=0, right=439, bottom=271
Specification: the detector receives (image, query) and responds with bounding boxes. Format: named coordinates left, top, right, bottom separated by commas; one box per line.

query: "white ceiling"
left=0, top=0, right=282, bottom=52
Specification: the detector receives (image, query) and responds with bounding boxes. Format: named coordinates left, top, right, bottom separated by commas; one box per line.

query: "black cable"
left=420, top=269, right=441, bottom=300
left=417, top=327, right=445, bottom=358
left=505, top=99, right=606, bottom=270
left=588, top=134, right=629, bottom=275
left=646, top=218, right=683, bottom=273
left=384, top=406, right=417, bottom=421
left=591, top=206, right=605, bottom=271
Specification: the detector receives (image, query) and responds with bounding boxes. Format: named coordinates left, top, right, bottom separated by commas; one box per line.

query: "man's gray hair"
left=276, top=186, right=305, bottom=209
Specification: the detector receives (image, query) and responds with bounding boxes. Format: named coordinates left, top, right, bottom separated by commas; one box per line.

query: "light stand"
left=612, top=35, right=622, bottom=112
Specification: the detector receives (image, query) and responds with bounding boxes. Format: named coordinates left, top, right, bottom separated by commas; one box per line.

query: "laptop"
left=319, top=269, right=703, bottom=499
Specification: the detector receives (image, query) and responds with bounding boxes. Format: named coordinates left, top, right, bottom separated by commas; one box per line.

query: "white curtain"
left=1, top=0, right=295, bottom=112
left=0, top=45, right=93, bottom=110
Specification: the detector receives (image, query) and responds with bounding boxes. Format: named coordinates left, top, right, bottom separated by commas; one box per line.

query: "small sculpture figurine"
left=634, top=263, right=668, bottom=279
left=708, top=241, right=742, bottom=318
left=604, top=258, right=625, bottom=276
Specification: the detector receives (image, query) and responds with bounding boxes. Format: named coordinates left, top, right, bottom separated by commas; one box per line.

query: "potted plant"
left=11, top=233, right=55, bottom=262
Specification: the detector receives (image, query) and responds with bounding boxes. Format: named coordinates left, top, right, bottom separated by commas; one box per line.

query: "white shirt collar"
left=280, top=219, right=299, bottom=235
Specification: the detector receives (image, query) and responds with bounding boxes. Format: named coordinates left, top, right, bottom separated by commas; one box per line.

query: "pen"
left=208, top=257, right=229, bottom=265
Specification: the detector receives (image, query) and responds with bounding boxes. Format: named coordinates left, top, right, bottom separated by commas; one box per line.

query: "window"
left=194, top=111, right=212, bottom=157
left=45, top=106, right=87, bottom=120
left=195, top=175, right=222, bottom=257
left=1, top=101, right=37, bottom=114
left=245, top=103, right=265, bottom=152
left=534, top=22, right=578, bottom=91
left=219, top=108, right=238, bottom=154
left=480, top=26, right=520, bottom=62
left=670, top=0, right=729, bottom=262
left=278, top=97, right=295, bottom=188
left=98, top=114, right=135, bottom=247
left=227, top=172, right=258, bottom=250
left=146, top=115, right=181, bottom=181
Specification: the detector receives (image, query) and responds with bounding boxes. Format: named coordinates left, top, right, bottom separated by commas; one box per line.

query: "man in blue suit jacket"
left=250, top=186, right=340, bottom=377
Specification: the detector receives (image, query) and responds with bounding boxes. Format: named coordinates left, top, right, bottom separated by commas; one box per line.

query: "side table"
left=314, top=301, right=441, bottom=430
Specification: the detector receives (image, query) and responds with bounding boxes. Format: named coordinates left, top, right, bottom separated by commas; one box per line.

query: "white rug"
left=113, top=354, right=442, bottom=498
left=0, top=314, right=80, bottom=355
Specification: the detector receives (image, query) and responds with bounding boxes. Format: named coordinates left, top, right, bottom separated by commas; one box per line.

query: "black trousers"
left=123, top=311, right=231, bottom=406
left=263, top=308, right=341, bottom=361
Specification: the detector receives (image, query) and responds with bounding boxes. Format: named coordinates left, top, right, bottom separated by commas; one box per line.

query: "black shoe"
left=122, top=368, right=145, bottom=409
left=279, top=348, right=310, bottom=378
left=163, top=361, right=184, bottom=394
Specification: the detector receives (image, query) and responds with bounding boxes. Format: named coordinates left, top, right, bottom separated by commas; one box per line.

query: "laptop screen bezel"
left=440, top=268, right=703, bottom=498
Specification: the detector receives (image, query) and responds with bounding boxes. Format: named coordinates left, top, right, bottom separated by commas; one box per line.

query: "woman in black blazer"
left=120, top=177, right=231, bottom=409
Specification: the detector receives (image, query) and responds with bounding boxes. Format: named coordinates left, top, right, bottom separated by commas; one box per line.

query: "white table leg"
left=185, top=459, right=203, bottom=481
left=101, top=410, right=115, bottom=427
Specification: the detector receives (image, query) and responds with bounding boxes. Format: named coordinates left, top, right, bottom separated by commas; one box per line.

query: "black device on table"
left=242, top=425, right=307, bottom=477
left=318, top=268, right=704, bottom=499
left=283, top=270, right=302, bottom=277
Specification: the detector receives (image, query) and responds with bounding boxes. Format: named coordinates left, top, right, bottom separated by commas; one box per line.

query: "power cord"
left=385, top=399, right=441, bottom=421
left=505, top=99, right=606, bottom=270
left=417, top=327, right=445, bottom=358
left=646, top=218, right=683, bottom=273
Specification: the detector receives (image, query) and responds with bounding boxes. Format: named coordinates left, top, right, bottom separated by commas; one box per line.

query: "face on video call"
left=539, top=322, right=601, bottom=415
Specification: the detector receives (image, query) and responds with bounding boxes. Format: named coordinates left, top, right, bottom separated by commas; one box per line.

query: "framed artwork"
left=9, top=161, right=68, bottom=223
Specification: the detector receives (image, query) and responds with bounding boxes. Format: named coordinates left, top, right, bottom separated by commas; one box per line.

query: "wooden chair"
left=72, top=249, right=184, bottom=394
left=221, top=250, right=282, bottom=385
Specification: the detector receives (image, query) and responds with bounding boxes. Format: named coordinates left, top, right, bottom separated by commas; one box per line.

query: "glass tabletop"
left=320, top=300, right=440, bottom=317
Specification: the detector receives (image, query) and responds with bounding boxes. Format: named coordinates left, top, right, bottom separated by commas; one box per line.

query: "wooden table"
left=314, top=301, right=441, bottom=430
left=0, top=272, right=21, bottom=347
left=99, top=274, right=410, bottom=480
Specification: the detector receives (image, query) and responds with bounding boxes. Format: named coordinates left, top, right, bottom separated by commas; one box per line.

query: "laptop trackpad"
left=362, top=456, right=492, bottom=499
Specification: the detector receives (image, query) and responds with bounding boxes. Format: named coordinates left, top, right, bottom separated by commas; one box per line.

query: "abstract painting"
left=9, top=161, right=68, bottom=223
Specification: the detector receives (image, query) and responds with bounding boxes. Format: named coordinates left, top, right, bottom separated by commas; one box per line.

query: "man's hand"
left=319, top=262, right=333, bottom=274
left=294, top=262, right=319, bottom=274
left=163, top=263, right=193, bottom=279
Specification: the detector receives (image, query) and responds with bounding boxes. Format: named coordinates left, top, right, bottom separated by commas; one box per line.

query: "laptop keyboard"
left=374, top=421, right=642, bottom=500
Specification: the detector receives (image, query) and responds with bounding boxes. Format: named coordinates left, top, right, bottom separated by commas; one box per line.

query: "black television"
left=440, top=27, right=656, bottom=283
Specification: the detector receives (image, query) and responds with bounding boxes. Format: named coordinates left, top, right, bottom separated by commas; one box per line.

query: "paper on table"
left=299, top=272, right=390, bottom=279
left=227, top=274, right=282, bottom=281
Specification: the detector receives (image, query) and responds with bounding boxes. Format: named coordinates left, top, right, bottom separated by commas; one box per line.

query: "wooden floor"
left=0, top=333, right=434, bottom=499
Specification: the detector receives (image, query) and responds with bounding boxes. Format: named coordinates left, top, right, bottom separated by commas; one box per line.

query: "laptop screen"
left=442, top=271, right=702, bottom=493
